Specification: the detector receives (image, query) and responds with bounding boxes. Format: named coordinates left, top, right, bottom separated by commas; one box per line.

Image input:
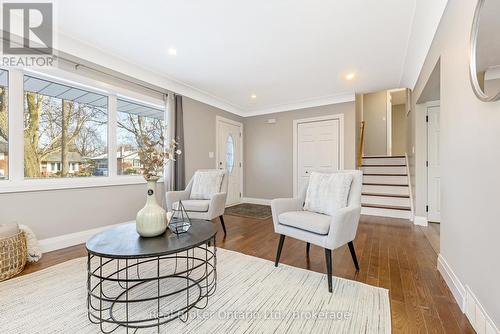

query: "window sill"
left=0, top=176, right=164, bottom=194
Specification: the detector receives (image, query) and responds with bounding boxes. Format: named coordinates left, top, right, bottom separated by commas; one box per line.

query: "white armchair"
left=271, top=170, right=362, bottom=292
left=166, top=169, right=228, bottom=236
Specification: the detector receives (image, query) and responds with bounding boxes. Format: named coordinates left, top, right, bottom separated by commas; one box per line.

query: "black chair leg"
left=325, top=248, right=333, bottom=293
left=275, top=235, right=286, bottom=267
left=219, top=215, right=227, bottom=236
left=348, top=241, right=360, bottom=271
left=306, top=242, right=311, bottom=255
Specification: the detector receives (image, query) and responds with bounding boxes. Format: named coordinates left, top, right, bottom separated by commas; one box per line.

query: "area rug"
left=0, top=248, right=390, bottom=334
left=225, top=203, right=272, bottom=219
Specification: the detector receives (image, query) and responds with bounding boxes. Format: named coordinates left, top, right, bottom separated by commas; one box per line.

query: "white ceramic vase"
left=136, top=178, right=167, bottom=237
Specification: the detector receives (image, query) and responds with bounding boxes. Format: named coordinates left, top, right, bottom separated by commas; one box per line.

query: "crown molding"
left=54, top=33, right=355, bottom=118
left=56, top=32, right=246, bottom=116
left=399, top=0, right=448, bottom=89
left=241, top=92, right=355, bottom=117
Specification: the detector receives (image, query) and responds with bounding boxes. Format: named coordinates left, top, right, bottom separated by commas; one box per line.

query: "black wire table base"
left=87, top=237, right=216, bottom=333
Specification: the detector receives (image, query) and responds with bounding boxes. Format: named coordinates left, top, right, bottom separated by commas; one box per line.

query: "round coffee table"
left=86, top=220, right=217, bottom=333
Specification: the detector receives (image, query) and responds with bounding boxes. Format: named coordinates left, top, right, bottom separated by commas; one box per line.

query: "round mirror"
left=470, top=0, right=500, bottom=102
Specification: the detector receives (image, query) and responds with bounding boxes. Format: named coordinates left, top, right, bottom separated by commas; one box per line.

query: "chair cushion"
left=303, top=172, right=353, bottom=216
left=173, top=200, right=210, bottom=212
left=278, top=211, right=331, bottom=235
left=190, top=170, right=224, bottom=200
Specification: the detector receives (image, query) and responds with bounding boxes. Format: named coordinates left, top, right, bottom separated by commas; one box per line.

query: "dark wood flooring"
left=20, top=214, right=473, bottom=334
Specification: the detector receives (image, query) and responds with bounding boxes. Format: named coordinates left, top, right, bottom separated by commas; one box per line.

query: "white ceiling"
left=52, top=0, right=448, bottom=116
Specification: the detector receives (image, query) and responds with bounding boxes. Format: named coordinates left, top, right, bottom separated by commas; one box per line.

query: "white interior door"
left=217, top=118, right=242, bottom=206
left=427, top=106, right=441, bottom=222
left=297, top=119, right=340, bottom=194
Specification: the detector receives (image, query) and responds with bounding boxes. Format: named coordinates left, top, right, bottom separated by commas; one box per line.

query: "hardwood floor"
left=420, top=222, right=440, bottom=254
left=20, top=214, right=473, bottom=334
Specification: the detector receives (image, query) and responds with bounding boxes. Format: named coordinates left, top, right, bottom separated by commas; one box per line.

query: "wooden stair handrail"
left=357, top=121, right=366, bottom=169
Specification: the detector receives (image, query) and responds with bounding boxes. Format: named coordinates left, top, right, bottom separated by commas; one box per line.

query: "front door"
left=297, top=119, right=340, bottom=194
left=217, top=118, right=242, bottom=206
left=427, top=105, right=441, bottom=222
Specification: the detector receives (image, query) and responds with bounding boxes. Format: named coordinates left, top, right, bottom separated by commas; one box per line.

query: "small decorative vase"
left=136, top=178, right=167, bottom=237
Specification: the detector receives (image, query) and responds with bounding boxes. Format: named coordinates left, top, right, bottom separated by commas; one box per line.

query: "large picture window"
left=0, top=69, right=166, bottom=192
left=0, top=70, right=8, bottom=180
left=116, top=99, right=164, bottom=176
left=23, top=76, right=108, bottom=178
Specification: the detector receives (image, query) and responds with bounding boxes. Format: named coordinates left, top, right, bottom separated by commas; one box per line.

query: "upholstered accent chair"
left=271, top=170, right=362, bottom=292
left=166, top=169, right=228, bottom=236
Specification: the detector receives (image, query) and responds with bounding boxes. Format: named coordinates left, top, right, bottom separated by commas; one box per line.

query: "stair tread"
left=363, top=173, right=407, bottom=176
left=362, top=192, right=410, bottom=198
left=363, top=183, right=408, bottom=187
left=362, top=164, right=406, bottom=167
left=362, top=203, right=411, bottom=211
left=362, top=155, right=405, bottom=159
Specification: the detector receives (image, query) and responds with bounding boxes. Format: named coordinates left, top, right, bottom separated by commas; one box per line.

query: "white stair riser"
left=363, top=175, right=408, bottom=184
left=362, top=157, right=406, bottom=165
left=363, top=184, right=409, bottom=195
left=362, top=166, right=407, bottom=174
left=361, top=207, right=411, bottom=219
left=362, top=195, right=411, bottom=207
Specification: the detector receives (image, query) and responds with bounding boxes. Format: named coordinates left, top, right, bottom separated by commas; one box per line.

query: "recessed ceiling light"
left=345, top=73, right=355, bottom=80
left=168, top=47, right=177, bottom=56
left=251, top=94, right=257, bottom=99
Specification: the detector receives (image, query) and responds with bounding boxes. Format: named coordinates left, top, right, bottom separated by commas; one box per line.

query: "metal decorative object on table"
left=86, top=220, right=217, bottom=333
left=168, top=201, right=191, bottom=234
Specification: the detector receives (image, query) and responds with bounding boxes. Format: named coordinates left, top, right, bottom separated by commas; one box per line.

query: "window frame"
left=0, top=69, right=8, bottom=180
left=116, top=96, right=166, bottom=177
left=0, top=67, right=166, bottom=194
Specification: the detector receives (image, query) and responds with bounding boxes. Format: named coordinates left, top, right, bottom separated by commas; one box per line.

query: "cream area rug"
left=0, top=248, right=390, bottom=333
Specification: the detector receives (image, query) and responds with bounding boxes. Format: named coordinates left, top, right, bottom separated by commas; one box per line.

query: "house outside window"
left=116, top=98, right=164, bottom=176
left=0, top=69, right=166, bottom=193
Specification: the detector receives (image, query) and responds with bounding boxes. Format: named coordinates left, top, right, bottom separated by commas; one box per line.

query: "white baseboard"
left=413, top=215, right=428, bottom=226
left=404, top=153, right=415, bottom=218
left=39, top=222, right=127, bottom=253
left=241, top=197, right=272, bottom=205
left=437, top=254, right=466, bottom=311
left=438, top=254, right=500, bottom=334
left=361, top=207, right=412, bottom=219
left=465, top=286, right=500, bottom=334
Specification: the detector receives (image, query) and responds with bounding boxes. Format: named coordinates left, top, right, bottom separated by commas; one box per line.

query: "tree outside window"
left=116, top=99, right=164, bottom=176
left=23, top=76, right=108, bottom=178
left=0, top=70, right=8, bottom=180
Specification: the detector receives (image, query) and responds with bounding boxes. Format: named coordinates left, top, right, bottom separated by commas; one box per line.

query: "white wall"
left=485, top=78, right=500, bottom=97
left=0, top=88, right=240, bottom=241
left=362, top=91, right=388, bottom=155
left=412, top=0, right=500, bottom=325
left=391, top=104, right=407, bottom=155
left=183, top=97, right=243, bottom=183
left=0, top=183, right=163, bottom=240
left=243, top=102, right=356, bottom=199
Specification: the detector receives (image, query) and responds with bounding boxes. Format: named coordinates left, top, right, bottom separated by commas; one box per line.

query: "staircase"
left=360, top=155, right=412, bottom=219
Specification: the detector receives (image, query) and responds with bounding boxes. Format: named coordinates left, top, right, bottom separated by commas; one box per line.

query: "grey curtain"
left=173, top=95, right=185, bottom=190
left=165, top=94, right=175, bottom=191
